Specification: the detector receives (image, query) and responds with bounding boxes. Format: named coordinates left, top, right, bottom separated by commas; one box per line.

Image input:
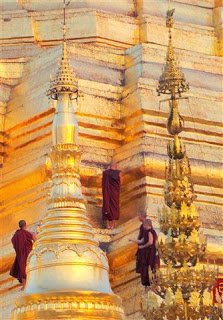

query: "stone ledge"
left=1, top=9, right=138, bottom=48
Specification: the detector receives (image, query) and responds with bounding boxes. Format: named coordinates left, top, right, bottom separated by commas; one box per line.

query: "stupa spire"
left=47, top=0, right=77, bottom=100
left=142, top=9, right=219, bottom=320
left=157, top=9, right=189, bottom=97
left=157, top=10, right=195, bottom=211
left=12, top=2, right=124, bottom=319
left=158, top=10, right=201, bottom=262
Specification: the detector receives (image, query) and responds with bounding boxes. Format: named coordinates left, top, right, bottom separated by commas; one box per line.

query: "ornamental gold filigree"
left=142, top=9, right=221, bottom=320
left=157, top=9, right=189, bottom=97
left=47, top=40, right=78, bottom=100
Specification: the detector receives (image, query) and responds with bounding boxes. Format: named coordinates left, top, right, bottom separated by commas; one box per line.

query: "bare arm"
left=129, top=238, right=144, bottom=244
left=31, top=232, right=37, bottom=242
left=148, top=231, right=153, bottom=246
left=138, top=232, right=154, bottom=249
left=119, top=172, right=123, bottom=184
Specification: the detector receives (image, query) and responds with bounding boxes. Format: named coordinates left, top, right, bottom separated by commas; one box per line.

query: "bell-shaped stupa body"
left=11, top=30, right=124, bottom=320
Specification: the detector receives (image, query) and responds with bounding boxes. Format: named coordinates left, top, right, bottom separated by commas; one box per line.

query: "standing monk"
left=10, top=220, right=36, bottom=290
left=135, top=211, right=147, bottom=273
left=130, top=219, right=160, bottom=289
left=102, top=161, right=122, bottom=229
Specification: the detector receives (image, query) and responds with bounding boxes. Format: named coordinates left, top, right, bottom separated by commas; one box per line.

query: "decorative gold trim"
left=12, top=292, right=124, bottom=320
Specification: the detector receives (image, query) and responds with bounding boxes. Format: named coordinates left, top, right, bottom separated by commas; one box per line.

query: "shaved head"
left=138, top=210, right=147, bottom=222
left=143, top=219, right=152, bottom=228
left=138, top=210, right=146, bottom=218
left=110, top=161, right=117, bottom=169
left=19, top=220, right=26, bottom=229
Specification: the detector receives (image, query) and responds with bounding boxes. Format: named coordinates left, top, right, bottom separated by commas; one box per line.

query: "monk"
left=102, top=161, right=122, bottom=229
left=130, top=219, right=160, bottom=289
left=10, top=220, right=36, bottom=290
left=136, top=210, right=147, bottom=273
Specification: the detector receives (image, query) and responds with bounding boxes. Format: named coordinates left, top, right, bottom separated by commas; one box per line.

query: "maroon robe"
left=102, top=169, right=121, bottom=221
left=10, top=229, right=33, bottom=283
left=136, top=223, right=145, bottom=273
left=137, top=228, right=160, bottom=286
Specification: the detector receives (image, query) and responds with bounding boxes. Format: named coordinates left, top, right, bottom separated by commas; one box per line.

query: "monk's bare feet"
left=110, top=221, right=116, bottom=229
left=19, top=283, right=25, bottom=291
left=20, top=279, right=26, bottom=291
left=150, top=285, right=159, bottom=294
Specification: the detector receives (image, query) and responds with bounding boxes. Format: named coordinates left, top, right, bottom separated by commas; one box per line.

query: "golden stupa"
left=0, top=1, right=222, bottom=319
left=11, top=2, right=124, bottom=320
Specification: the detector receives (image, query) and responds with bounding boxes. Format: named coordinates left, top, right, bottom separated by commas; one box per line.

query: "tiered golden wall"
left=0, top=1, right=222, bottom=319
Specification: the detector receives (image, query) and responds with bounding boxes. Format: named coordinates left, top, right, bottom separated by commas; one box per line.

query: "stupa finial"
left=47, top=0, right=77, bottom=100
left=157, top=9, right=189, bottom=97
left=157, top=9, right=195, bottom=210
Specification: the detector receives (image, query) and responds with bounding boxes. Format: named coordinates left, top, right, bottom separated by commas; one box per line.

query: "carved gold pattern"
left=47, top=41, right=78, bottom=100
left=157, top=9, right=189, bottom=97
left=13, top=292, right=124, bottom=320
left=142, top=9, right=220, bottom=320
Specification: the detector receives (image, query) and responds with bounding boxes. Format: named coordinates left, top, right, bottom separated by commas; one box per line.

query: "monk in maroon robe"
left=10, top=220, right=36, bottom=290
left=102, top=161, right=121, bottom=229
left=135, top=211, right=147, bottom=273
left=130, top=219, right=160, bottom=289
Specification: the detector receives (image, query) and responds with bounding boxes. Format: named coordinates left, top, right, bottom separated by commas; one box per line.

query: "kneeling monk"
left=10, top=220, right=36, bottom=290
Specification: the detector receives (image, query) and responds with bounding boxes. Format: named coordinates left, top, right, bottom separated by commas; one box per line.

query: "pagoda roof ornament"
left=156, top=8, right=196, bottom=210
left=157, top=9, right=189, bottom=97
left=47, top=0, right=77, bottom=100
left=141, top=9, right=220, bottom=319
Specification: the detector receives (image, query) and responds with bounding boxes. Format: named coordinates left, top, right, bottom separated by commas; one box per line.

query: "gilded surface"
left=8, top=10, right=125, bottom=318
left=0, top=0, right=222, bottom=319
left=142, top=8, right=222, bottom=320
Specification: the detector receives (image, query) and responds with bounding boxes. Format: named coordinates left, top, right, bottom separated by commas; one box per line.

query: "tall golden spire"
left=156, top=10, right=196, bottom=211
left=142, top=9, right=219, bottom=320
left=158, top=9, right=203, bottom=266
left=12, top=2, right=124, bottom=319
left=48, top=1, right=77, bottom=100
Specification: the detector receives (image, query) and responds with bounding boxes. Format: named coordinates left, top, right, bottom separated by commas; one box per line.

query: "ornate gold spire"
left=158, top=9, right=202, bottom=265
left=47, top=41, right=78, bottom=100
left=155, top=10, right=196, bottom=210
left=47, top=0, right=77, bottom=100
left=142, top=9, right=220, bottom=319
left=12, top=2, right=124, bottom=319
left=157, top=9, right=189, bottom=97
